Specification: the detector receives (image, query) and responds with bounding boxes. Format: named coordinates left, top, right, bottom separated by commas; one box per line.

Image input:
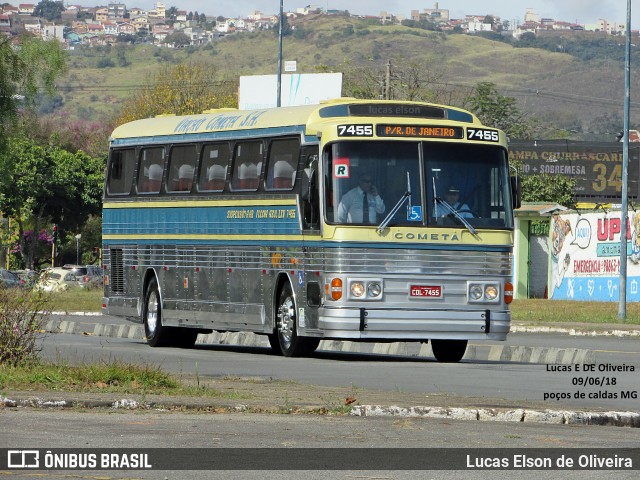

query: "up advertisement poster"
left=549, top=211, right=640, bottom=301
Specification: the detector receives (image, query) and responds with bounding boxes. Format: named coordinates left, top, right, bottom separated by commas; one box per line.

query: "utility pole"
left=385, top=59, right=391, bottom=100
left=618, top=0, right=631, bottom=322
left=276, top=0, right=283, bottom=107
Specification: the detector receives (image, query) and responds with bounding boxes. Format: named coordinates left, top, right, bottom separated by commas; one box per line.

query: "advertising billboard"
left=239, top=73, right=343, bottom=110
left=549, top=211, right=640, bottom=301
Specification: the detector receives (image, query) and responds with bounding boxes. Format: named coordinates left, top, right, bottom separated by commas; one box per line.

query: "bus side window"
left=137, top=147, right=165, bottom=194
left=266, top=138, right=300, bottom=191
left=231, top=141, right=263, bottom=191
left=107, top=149, right=136, bottom=196
left=167, top=145, right=197, bottom=193
left=199, top=143, right=230, bottom=192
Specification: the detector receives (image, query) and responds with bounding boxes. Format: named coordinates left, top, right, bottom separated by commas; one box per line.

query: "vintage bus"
left=102, top=99, right=519, bottom=363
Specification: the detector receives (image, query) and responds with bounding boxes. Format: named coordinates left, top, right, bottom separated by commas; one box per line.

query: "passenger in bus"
left=204, top=164, right=226, bottom=191
left=237, top=163, right=259, bottom=190
left=272, top=160, right=295, bottom=189
left=176, top=164, right=194, bottom=191
left=437, top=185, right=473, bottom=218
left=337, top=173, right=385, bottom=224
left=144, top=164, right=163, bottom=192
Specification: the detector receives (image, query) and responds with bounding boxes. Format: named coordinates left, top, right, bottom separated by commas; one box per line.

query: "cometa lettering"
left=394, top=232, right=460, bottom=241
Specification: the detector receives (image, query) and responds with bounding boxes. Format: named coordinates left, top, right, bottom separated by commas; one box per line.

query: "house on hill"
left=18, top=4, right=35, bottom=15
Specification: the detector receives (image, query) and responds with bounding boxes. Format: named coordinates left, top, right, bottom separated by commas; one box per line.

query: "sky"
left=130, top=1, right=639, bottom=28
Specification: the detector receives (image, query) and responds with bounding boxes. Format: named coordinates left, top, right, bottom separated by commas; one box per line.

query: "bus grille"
left=110, top=248, right=125, bottom=293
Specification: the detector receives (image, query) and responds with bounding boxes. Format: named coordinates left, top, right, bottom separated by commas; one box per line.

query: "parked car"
left=0, top=269, right=22, bottom=288
left=62, top=264, right=103, bottom=288
left=34, top=268, right=79, bottom=292
left=11, top=269, right=38, bottom=288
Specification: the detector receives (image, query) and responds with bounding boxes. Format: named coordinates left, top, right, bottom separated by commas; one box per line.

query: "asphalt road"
left=1, top=410, right=639, bottom=479
left=36, top=325, right=640, bottom=411
left=2, top=314, right=639, bottom=479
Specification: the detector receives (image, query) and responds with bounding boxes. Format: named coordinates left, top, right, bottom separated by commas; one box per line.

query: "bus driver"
left=337, top=173, right=385, bottom=224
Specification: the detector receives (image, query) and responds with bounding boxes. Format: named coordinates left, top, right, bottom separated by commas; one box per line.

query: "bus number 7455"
left=337, top=124, right=374, bottom=137
left=467, top=128, right=499, bottom=142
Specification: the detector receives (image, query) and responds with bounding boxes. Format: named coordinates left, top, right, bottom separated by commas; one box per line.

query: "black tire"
left=143, top=278, right=172, bottom=347
left=431, top=339, right=468, bottom=363
left=267, top=333, right=283, bottom=355
left=275, top=283, right=320, bottom=357
left=173, top=329, right=199, bottom=348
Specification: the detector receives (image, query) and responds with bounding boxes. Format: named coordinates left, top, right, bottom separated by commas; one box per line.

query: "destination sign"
left=377, top=124, right=464, bottom=139
left=349, top=104, right=446, bottom=119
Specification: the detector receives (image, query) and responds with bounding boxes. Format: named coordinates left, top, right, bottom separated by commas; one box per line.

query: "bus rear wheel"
left=431, top=339, right=468, bottom=363
left=275, top=283, right=319, bottom=357
left=143, top=278, right=173, bottom=347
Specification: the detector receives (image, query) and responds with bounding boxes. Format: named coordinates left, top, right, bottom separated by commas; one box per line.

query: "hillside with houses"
left=0, top=2, right=636, bottom=48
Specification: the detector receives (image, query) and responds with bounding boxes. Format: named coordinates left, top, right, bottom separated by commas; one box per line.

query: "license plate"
left=410, top=285, right=442, bottom=298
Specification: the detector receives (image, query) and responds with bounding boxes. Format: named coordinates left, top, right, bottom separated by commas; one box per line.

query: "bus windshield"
left=324, top=141, right=512, bottom=229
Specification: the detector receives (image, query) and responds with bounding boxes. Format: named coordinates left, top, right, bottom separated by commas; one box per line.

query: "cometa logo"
left=394, top=232, right=460, bottom=241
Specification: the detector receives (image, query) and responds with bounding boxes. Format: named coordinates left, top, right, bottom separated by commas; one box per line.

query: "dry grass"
left=511, top=298, right=640, bottom=325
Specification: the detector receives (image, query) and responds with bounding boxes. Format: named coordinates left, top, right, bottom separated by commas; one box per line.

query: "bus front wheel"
left=143, top=278, right=172, bottom=347
left=431, top=339, right=468, bottom=363
left=274, top=283, right=319, bottom=357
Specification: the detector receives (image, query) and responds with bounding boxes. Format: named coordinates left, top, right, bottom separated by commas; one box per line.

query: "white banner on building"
left=549, top=211, right=640, bottom=301
left=239, top=73, right=342, bottom=110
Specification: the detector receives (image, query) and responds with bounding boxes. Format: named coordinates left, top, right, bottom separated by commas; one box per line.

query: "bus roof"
left=109, top=98, right=483, bottom=144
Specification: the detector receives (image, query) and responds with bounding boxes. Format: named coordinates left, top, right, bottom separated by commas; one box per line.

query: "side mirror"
left=510, top=176, right=522, bottom=210
left=301, top=167, right=316, bottom=203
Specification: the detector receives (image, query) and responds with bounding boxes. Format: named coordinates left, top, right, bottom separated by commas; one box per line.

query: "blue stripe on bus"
left=110, top=126, right=314, bottom=146
left=103, top=205, right=301, bottom=236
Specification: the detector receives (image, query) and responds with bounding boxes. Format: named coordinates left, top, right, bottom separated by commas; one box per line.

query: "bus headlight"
left=468, top=282, right=500, bottom=303
left=347, top=278, right=384, bottom=301
left=469, top=284, right=484, bottom=300
left=351, top=281, right=365, bottom=297
left=485, top=285, right=498, bottom=301
left=367, top=282, right=382, bottom=298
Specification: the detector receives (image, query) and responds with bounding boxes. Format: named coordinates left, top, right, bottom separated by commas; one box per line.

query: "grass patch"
left=46, top=288, right=102, bottom=312
left=0, top=360, right=251, bottom=399
left=511, top=299, right=640, bottom=325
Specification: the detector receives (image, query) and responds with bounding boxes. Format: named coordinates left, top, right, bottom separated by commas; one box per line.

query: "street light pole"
left=75, top=234, right=82, bottom=265
left=277, top=0, right=283, bottom=107
left=618, top=0, right=631, bottom=322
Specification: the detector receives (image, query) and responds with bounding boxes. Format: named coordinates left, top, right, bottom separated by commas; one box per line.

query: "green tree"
left=115, top=43, right=130, bottom=67
left=520, top=173, right=576, bottom=208
left=114, top=61, right=238, bottom=125
left=274, top=14, right=292, bottom=37
left=0, top=34, right=67, bottom=157
left=464, top=82, right=532, bottom=139
left=166, top=6, right=178, bottom=20
left=0, top=136, right=104, bottom=268
left=164, top=32, right=191, bottom=48
left=33, top=0, right=65, bottom=21
left=465, top=83, right=575, bottom=205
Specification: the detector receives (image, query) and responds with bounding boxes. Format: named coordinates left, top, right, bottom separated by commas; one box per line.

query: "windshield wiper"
left=377, top=172, right=412, bottom=234
left=434, top=196, right=478, bottom=236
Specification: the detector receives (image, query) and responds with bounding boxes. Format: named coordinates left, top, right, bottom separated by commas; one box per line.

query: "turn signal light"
left=331, top=278, right=343, bottom=301
left=504, top=282, right=513, bottom=304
